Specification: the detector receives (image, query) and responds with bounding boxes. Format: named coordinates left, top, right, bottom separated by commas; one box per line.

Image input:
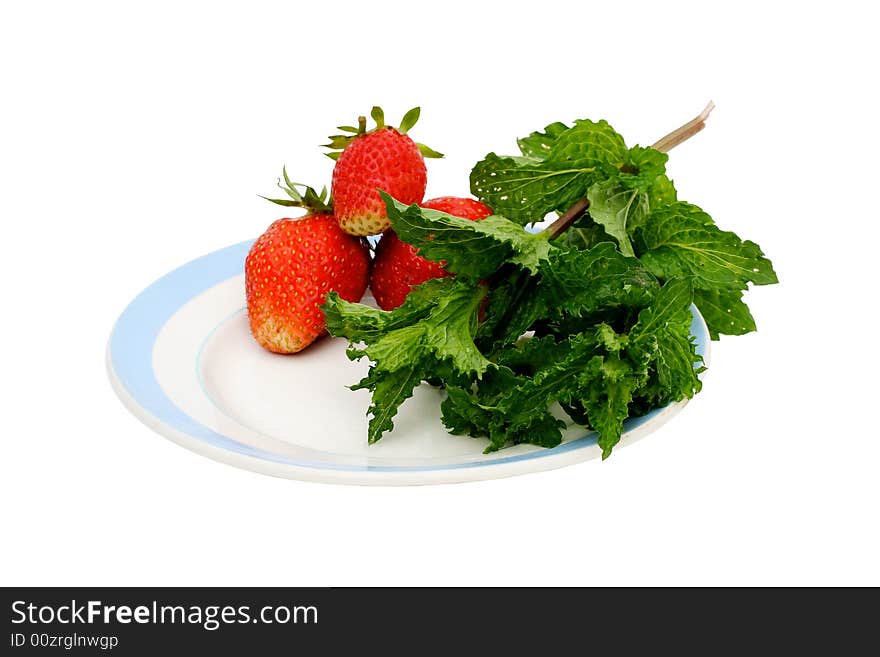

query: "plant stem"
left=542, top=101, right=715, bottom=241
left=651, top=101, right=715, bottom=154
left=542, top=198, right=590, bottom=240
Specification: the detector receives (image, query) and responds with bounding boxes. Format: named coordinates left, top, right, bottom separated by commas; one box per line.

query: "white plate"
left=108, top=239, right=710, bottom=485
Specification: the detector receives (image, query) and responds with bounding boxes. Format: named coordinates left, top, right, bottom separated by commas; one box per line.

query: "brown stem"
left=651, top=101, right=715, bottom=153
left=543, top=197, right=590, bottom=240
left=542, top=101, right=715, bottom=240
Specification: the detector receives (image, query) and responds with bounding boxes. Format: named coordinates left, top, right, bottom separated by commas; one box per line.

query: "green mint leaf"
left=563, top=221, right=615, bottom=251
left=501, top=332, right=604, bottom=429
left=474, top=267, right=547, bottom=353
left=629, top=278, right=695, bottom=346
left=470, top=119, right=629, bottom=225
left=482, top=328, right=640, bottom=455
left=647, top=173, right=678, bottom=206
left=585, top=180, right=648, bottom=257
left=637, top=202, right=778, bottom=290
left=516, top=121, right=569, bottom=159
left=619, top=145, right=669, bottom=192
left=476, top=244, right=659, bottom=354
left=382, top=194, right=552, bottom=277
left=549, top=119, right=628, bottom=168
left=326, top=277, right=489, bottom=377
left=539, top=243, right=659, bottom=318
left=575, top=354, right=638, bottom=459
left=692, top=288, right=757, bottom=339
left=351, top=366, right=423, bottom=444
left=323, top=278, right=443, bottom=343
left=441, top=384, right=490, bottom=439
left=441, top=277, right=704, bottom=457
left=441, top=366, right=517, bottom=435
left=489, top=413, right=567, bottom=452
left=469, top=153, right=596, bottom=225
left=325, top=277, right=492, bottom=445
left=629, top=278, right=703, bottom=406
left=494, top=334, right=570, bottom=375
left=441, top=367, right=566, bottom=453
left=364, top=283, right=489, bottom=376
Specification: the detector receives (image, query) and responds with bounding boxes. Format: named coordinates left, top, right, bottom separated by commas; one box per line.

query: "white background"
left=2, top=1, right=878, bottom=586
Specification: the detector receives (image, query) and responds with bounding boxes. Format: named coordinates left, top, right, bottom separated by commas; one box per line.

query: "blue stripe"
left=109, top=240, right=709, bottom=472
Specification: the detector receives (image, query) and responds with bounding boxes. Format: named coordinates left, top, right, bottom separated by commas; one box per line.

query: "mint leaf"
left=323, top=276, right=452, bottom=343
left=470, top=119, right=628, bottom=225
left=469, top=153, right=597, bottom=226
left=647, top=173, right=678, bottom=206
left=539, top=243, right=659, bottom=318
left=629, top=278, right=703, bottom=408
left=475, top=267, right=546, bottom=353
left=499, top=332, right=607, bottom=429
left=457, top=279, right=702, bottom=456
left=619, top=145, right=669, bottom=192
left=326, top=277, right=489, bottom=377
left=494, top=334, right=570, bottom=375
left=382, top=194, right=552, bottom=277
left=578, top=354, right=638, bottom=459
left=516, top=121, right=569, bottom=159
left=633, top=201, right=777, bottom=339
left=475, top=244, right=659, bottom=353
left=692, top=288, right=757, bottom=339
left=351, top=366, right=424, bottom=444
left=499, top=412, right=567, bottom=451
left=563, top=221, right=615, bottom=251
left=585, top=180, right=648, bottom=257
left=325, top=110, right=776, bottom=455
left=549, top=119, right=628, bottom=168
left=324, top=277, right=491, bottom=445
left=629, top=277, right=695, bottom=345
left=442, top=365, right=567, bottom=453
left=637, top=202, right=778, bottom=289
left=455, top=327, right=641, bottom=455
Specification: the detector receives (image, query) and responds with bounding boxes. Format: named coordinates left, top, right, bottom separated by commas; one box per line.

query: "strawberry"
left=370, top=196, right=493, bottom=310
left=247, top=177, right=370, bottom=353
left=326, top=107, right=443, bottom=236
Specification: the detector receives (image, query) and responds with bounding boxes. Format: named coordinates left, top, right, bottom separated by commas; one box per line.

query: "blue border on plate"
left=109, top=240, right=709, bottom=472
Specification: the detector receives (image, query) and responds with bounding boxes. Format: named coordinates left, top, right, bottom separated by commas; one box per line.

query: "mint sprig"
left=324, top=104, right=777, bottom=455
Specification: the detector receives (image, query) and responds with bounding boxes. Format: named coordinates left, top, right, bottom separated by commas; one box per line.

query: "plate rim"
left=107, top=239, right=711, bottom=486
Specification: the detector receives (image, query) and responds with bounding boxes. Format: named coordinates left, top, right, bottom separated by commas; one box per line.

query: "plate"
left=107, top=239, right=710, bottom=485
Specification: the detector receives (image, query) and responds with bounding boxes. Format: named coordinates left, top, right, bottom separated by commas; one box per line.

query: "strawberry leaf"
left=416, top=142, right=444, bottom=158
left=399, top=107, right=420, bottom=134
left=324, top=106, right=442, bottom=158
left=260, top=169, right=332, bottom=213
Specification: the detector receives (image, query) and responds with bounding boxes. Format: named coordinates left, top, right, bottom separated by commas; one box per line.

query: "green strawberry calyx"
left=260, top=166, right=333, bottom=213
left=323, top=106, right=444, bottom=160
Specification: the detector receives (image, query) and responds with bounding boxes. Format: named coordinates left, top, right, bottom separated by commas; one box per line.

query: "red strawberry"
left=326, top=107, right=443, bottom=236
left=370, top=196, right=493, bottom=310
left=247, top=179, right=370, bottom=353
